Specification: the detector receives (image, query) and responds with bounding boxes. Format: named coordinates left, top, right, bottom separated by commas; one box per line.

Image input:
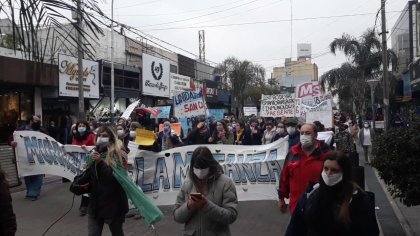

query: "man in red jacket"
left=278, top=123, right=331, bottom=214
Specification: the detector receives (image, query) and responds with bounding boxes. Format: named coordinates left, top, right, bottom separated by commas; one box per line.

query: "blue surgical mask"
left=78, top=127, right=86, bottom=133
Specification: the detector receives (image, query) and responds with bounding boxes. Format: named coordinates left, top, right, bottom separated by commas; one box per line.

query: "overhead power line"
left=113, top=0, right=248, bottom=16
left=142, top=10, right=404, bottom=31
left=138, top=0, right=262, bottom=28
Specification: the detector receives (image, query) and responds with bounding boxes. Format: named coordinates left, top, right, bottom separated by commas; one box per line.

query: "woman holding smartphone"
left=173, top=146, right=238, bottom=236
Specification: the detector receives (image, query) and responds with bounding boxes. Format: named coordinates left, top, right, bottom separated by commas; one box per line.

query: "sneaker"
left=79, top=207, right=88, bottom=216
left=30, top=196, right=38, bottom=201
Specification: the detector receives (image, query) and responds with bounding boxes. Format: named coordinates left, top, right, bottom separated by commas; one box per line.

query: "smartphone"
left=190, top=193, right=202, bottom=199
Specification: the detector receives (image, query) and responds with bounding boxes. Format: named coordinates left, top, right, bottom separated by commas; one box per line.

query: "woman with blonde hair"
left=87, top=126, right=128, bottom=236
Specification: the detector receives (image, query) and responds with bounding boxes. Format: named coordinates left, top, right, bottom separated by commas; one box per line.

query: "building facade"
left=390, top=0, right=420, bottom=114
left=271, top=44, right=318, bottom=87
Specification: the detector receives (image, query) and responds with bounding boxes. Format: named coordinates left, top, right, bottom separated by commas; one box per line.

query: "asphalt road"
left=12, top=182, right=290, bottom=236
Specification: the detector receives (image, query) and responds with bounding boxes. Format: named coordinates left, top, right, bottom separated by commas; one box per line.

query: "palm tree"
left=0, top=0, right=107, bottom=62
left=320, top=29, right=397, bottom=118
left=215, top=57, right=265, bottom=117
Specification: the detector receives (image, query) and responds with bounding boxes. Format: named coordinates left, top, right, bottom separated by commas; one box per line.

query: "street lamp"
left=367, top=78, right=380, bottom=130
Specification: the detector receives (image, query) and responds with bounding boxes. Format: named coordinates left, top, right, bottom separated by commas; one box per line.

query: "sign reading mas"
left=58, top=54, right=99, bottom=98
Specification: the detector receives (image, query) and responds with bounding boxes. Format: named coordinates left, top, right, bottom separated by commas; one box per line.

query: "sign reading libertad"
left=58, top=54, right=99, bottom=98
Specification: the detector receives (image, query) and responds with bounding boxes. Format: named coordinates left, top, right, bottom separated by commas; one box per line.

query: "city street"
left=11, top=147, right=418, bottom=236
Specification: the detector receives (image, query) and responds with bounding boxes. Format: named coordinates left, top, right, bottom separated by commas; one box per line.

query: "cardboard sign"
left=173, top=90, right=207, bottom=118
left=135, top=129, right=156, bottom=146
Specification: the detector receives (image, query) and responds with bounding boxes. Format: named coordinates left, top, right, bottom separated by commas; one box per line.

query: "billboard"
left=142, top=53, right=170, bottom=98
left=58, top=54, right=99, bottom=98
left=297, top=43, right=311, bottom=58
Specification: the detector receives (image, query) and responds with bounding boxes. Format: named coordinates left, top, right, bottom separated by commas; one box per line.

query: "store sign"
left=58, top=54, right=99, bottom=98
left=142, top=53, right=170, bottom=98
left=170, top=73, right=191, bottom=97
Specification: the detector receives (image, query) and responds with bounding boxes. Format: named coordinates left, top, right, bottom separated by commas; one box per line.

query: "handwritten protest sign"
left=173, top=90, right=207, bottom=118
left=135, top=129, right=156, bottom=146
left=260, top=94, right=297, bottom=117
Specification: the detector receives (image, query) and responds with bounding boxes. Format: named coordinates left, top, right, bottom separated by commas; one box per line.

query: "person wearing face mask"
left=87, top=126, right=129, bottom=236
left=278, top=123, right=331, bottom=215
left=285, top=151, right=379, bottom=236
left=261, top=121, right=277, bottom=144
left=187, top=118, right=211, bottom=145
left=116, top=124, right=129, bottom=151
left=72, top=121, right=96, bottom=216
left=272, top=121, right=288, bottom=142
left=173, top=146, right=238, bottom=235
left=10, top=115, right=48, bottom=201
left=249, top=119, right=262, bottom=145
left=359, top=122, right=375, bottom=164
left=284, top=118, right=300, bottom=148
left=157, top=121, right=182, bottom=151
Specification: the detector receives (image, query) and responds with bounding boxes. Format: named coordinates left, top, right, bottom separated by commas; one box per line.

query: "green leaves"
left=372, top=119, right=420, bottom=206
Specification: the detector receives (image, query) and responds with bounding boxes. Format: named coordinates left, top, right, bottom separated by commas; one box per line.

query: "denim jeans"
left=88, top=214, right=125, bottom=236
left=24, top=174, right=44, bottom=197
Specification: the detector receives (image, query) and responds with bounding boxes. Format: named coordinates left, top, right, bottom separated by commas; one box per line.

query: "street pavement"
left=10, top=146, right=420, bottom=236
left=12, top=181, right=290, bottom=236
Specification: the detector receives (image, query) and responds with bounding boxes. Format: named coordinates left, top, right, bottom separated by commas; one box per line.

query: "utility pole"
left=110, top=0, right=115, bottom=123
left=380, top=0, right=389, bottom=131
left=77, top=0, right=85, bottom=120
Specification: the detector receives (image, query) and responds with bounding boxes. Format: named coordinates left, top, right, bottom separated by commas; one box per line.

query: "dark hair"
left=313, top=121, right=325, bottom=132
left=238, top=122, right=246, bottom=129
left=74, top=120, right=92, bottom=141
left=189, top=147, right=223, bottom=185
left=324, top=151, right=355, bottom=224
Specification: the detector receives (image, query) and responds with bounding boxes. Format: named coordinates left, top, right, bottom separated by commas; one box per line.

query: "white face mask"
left=129, top=131, right=136, bottom=138
left=286, top=127, right=296, bottom=134
left=277, top=128, right=285, bottom=134
left=364, top=124, right=369, bottom=128
left=322, top=170, right=343, bottom=186
left=78, top=127, right=86, bottom=133
left=117, top=130, right=125, bottom=138
left=96, top=137, right=109, bottom=144
left=193, top=167, right=210, bottom=180
left=300, top=134, right=314, bottom=147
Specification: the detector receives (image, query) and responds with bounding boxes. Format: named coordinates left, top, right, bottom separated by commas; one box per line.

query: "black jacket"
left=88, top=159, right=129, bottom=219
left=286, top=182, right=379, bottom=236
left=0, top=180, right=16, bottom=236
left=187, top=127, right=210, bottom=145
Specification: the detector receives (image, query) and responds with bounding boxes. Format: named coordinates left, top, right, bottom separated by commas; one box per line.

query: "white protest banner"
left=170, top=73, right=191, bottom=97
left=58, top=54, right=99, bottom=98
left=121, top=100, right=140, bottom=119
left=243, top=107, right=258, bottom=116
left=173, top=90, right=207, bottom=118
left=14, top=131, right=288, bottom=205
left=127, top=136, right=289, bottom=205
left=306, top=110, right=333, bottom=128
left=142, top=53, right=170, bottom=98
left=13, top=131, right=94, bottom=180
left=260, top=94, right=297, bottom=117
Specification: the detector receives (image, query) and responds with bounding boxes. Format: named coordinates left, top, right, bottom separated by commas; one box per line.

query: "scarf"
left=236, top=128, right=244, bottom=142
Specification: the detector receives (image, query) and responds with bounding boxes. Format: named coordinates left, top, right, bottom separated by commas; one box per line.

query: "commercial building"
left=271, top=44, right=318, bottom=87
left=390, top=0, right=420, bottom=115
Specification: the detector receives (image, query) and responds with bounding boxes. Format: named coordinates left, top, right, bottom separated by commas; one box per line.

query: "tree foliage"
left=371, top=119, right=420, bottom=206
left=320, top=28, right=397, bottom=117
left=0, top=0, right=108, bottom=62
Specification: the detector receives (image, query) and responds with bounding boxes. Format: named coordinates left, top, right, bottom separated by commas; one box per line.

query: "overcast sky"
left=98, top=0, right=405, bottom=77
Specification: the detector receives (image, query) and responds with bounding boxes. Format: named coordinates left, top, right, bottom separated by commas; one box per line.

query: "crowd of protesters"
left=1, top=110, right=383, bottom=236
